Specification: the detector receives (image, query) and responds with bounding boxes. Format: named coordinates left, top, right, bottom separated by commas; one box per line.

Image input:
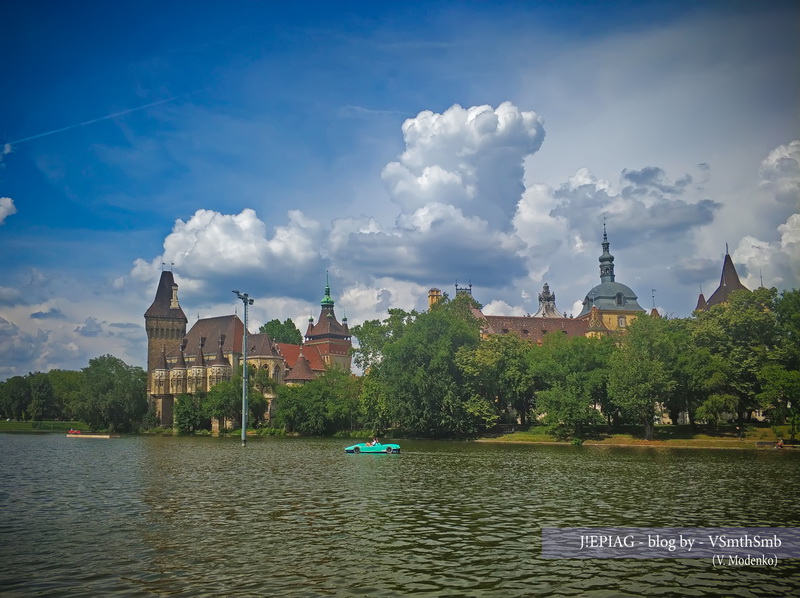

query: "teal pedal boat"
left=345, top=442, right=400, bottom=454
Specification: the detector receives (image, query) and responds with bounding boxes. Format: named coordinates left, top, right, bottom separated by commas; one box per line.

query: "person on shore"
left=776, top=438, right=784, bottom=449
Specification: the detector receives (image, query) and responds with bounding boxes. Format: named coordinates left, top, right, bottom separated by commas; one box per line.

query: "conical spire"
left=210, top=334, right=229, bottom=366
left=285, top=349, right=316, bottom=382
left=156, top=346, right=169, bottom=371
left=194, top=337, right=207, bottom=367
left=706, top=246, right=749, bottom=308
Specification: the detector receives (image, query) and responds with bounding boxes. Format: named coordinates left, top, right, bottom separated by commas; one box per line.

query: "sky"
left=1, top=0, right=798, bottom=380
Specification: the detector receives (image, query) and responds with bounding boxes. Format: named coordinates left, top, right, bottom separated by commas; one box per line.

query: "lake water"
left=1, top=434, right=798, bottom=597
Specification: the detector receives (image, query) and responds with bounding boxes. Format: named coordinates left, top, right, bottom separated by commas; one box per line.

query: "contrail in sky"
left=5, top=94, right=191, bottom=148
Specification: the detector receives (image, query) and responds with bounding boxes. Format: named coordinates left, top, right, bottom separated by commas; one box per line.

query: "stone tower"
left=144, top=271, right=188, bottom=383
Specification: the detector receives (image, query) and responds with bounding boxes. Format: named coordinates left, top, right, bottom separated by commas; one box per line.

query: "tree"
left=259, top=318, right=303, bottom=345
left=28, top=372, right=56, bottom=421
left=456, top=333, right=535, bottom=428
left=173, top=392, right=209, bottom=434
left=372, top=296, right=483, bottom=437
left=76, top=355, right=147, bottom=432
left=0, top=376, right=32, bottom=420
left=350, top=308, right=416, bottom=372
left=203, top=379, right=242, bottom=427
left=273, top=369, right=362, bottom=435
left=692, top=287, right=779, bottom=427
left=608, top=315, right=676, bottom=440
left=47, top=369, right=83, bottom=420
left=532, top=334, right=610, bottom=439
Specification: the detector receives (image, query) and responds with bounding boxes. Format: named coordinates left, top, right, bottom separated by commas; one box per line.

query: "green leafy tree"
left=28, top=372, right=56, bottom=421
left=774, top=289, right=800, bottom=372
left=0, top=376, right=32, bottom=420
left=274, top=368, right=362, bottom=435
left=692, top=287, right=779, bottom=427
left=456, top=332, right=535, bottom=428
left=350, top=308, right=417, bottom=372
left=608, top=315, right=676, bottom=439
left=173, top=392, right=209, bottom=434
left=372, top=296, right=483, bottom=437
left=77, top=355, right=147, bottom=432
left=47, top=369, right=83, bottom=420
left=203, top=379, right=242, bottom=426
left=251, top=366, right=276, bottom=426
left=533, top=334, right=610, bottom=439
left=259, top=318, right=303, bottom=345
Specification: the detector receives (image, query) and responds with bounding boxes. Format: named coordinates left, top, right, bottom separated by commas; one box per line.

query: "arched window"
left=615, top=293, right=624, bottom=306
left=618, top=316, right=627, bottom=328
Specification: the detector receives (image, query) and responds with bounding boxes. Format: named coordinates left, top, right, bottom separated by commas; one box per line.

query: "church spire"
left=599, top=223, right=615, bottom=283
left=321, top=271, right=334, bottom=307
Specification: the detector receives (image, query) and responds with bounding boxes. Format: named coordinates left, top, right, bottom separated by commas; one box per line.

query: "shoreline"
left=475, top=437, right=794, bottom=450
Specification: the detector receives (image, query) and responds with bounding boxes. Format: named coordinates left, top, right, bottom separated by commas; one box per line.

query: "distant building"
left=302, top=276, right=352, bottom=371
left=695, top=246, right=750, bottom=311
left=145, top=272, right=351, bottom=428
left=575, top=226, right=645, bottom=331
left=470, top=227, right=645, bottom=342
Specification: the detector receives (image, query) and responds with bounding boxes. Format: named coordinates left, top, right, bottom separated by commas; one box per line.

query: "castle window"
left=615, top=293, right=624, bottom=306
left=618, top=316, right=627, bottom=328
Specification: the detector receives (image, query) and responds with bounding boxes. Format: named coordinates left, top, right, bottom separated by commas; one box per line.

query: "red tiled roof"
left=284, top=351, right=316, bottom=382
left=275, top=343, right=327, bottom=373
left=475, top=309, right=589, bottom=343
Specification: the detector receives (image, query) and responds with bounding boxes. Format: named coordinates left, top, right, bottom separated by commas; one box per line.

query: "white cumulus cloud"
left=0, top=197, right=17, bottom=224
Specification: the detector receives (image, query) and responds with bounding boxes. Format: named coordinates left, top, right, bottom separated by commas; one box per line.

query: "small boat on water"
left=344, top=442, right=400, bottom=454
left=66, top=430, right=119, bottom=439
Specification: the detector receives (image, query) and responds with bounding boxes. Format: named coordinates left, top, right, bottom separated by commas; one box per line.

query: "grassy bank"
left=481, top=423, right=795, bottom=449
left=0, top=420, right=91, bottom=434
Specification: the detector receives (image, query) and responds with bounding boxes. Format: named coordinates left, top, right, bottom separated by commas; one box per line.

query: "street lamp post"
left=233, top=290, right=254, bottom=446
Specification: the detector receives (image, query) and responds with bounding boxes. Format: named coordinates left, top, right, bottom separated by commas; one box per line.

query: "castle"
left=144, top=229, right=747, bottom=429
left=144, top=274, right=351, bottom=427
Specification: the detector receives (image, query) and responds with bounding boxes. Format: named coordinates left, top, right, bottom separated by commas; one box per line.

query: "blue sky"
left=1, top=0, right=798, bottom=379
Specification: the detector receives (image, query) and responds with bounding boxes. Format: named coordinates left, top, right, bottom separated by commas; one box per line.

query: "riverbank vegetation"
left=347, top=287, right=799, bottom=442
left=2, top=288, right=797, bottom=443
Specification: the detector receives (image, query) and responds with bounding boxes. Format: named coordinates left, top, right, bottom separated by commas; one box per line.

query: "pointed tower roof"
left=192, top=336, right=207, bottom=367
left=695, top=292, right=707, bottom=312
left=174, top=339, right=187, bottom=369
left=306, top=276, right=350, bottom=341
left=156, top=346, right=170, bottom=371
left=285, top=350, right=316, bottom=382
left=209, top=334, right=230, bottom=367
left=533, top=282, right=564, bottom=318
left=145, top=271, right=188, bottom=322
left=706, top=247, right=749, bottom=308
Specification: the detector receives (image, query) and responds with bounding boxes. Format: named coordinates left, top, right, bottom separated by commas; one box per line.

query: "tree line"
left=0, top=355, right=147, bottom=432
left=344, top=287, right=799, bottom=440
left=3, top=288, right=797, bottom=440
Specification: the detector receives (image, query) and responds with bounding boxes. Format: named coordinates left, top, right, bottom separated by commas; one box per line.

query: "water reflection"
left=1, top=435, right=798, bottom=596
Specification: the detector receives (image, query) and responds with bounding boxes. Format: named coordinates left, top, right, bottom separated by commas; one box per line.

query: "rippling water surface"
left=1, top=434, right=798, bottom=597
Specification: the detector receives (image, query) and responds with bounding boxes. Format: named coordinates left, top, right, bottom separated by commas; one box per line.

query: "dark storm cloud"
left=30, top=308, right=65, bottom=320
